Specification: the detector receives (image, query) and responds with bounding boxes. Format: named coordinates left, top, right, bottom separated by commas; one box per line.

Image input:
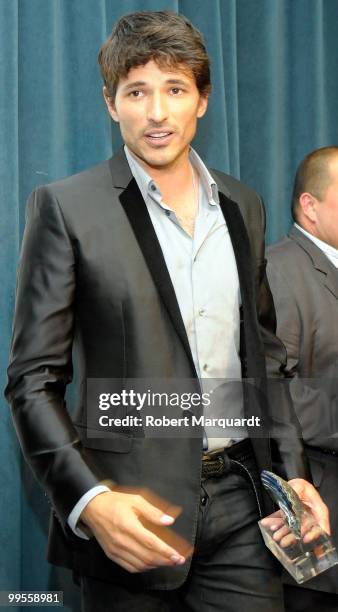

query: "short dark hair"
left=291, top=146, right=338, bottom=221
left=98, top=11, right=211, bottom=100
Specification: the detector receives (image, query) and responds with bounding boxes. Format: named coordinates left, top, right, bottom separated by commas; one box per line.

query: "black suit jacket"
left=5, top=149, right=309, bottom=589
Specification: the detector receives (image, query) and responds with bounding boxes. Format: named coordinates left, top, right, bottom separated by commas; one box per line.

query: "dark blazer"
left=6, top=150, right=309, bottom=590
left=267, top=225, right=338, bottom=593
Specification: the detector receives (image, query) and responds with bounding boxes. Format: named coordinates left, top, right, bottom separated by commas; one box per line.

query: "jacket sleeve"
left=5, top=187, right=101, bottom=526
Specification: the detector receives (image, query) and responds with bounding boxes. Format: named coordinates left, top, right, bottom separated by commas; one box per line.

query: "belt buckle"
left=202, top=447, right=225, bottom=461
left=202, top=454, right=226, bottom=478
left=213, top=455, right=226, bottom=475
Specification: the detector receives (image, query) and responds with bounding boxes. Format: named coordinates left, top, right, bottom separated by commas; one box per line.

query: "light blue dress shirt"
left=68, top=146, right=244, bottom=538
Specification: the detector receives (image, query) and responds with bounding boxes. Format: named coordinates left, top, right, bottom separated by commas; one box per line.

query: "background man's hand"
left=288, top=478, right=330, bottom=535
left=261, top=478, right=330, bottom=548
left=79, top=488, right=193, bottom=573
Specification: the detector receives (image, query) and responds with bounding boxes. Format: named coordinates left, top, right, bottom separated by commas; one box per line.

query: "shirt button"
left=198, top=308, right=206, bottom=316
left=203, top=364, right=208, bottom=372
left=151, top=184, right=156, bottom=191
left=165, top=210, right=171, bottom=216
left=201, top=496, right=207, bottom=506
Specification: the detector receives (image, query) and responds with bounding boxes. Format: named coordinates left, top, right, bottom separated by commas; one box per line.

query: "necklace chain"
left=191, top=163, right=198, bottom=211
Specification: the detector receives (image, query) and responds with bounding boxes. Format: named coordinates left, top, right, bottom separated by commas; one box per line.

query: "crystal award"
left=258, top=470, right=338, bottom=584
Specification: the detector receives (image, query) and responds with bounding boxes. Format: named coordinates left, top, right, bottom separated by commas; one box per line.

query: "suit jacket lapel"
left=209, top=169, right=260, bottom=331
left=218, top=192, right=266, bottom=372
left=108, top=150, right=197, bottom=375
left=218, top=192, right=255, bottom=316
left=290, top=226, right=338, bottom=300
left=217, top=191, right=267, bottom=447
left=324, top=268, right=338, bottom=300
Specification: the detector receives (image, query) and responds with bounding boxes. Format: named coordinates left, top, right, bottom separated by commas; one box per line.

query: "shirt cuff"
left=67, top=485, right=111, bottom=540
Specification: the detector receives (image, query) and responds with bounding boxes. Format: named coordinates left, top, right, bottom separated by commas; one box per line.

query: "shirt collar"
left=188, top=147, right=219, bottom=205
left=294, top=223, right=338, bottom=264
left=124, top=145, right=219, bottom=206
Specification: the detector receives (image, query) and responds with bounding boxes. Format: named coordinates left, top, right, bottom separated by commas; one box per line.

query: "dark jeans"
left=284, top=585, right=338, bottom=612
left=79, top=446, right=284, bottom=611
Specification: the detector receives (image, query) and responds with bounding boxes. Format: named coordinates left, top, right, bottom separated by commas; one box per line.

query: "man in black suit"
left=5, top=11, right=328, bottom=612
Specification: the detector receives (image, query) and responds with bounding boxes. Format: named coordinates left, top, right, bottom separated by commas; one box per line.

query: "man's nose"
left=147, top=92, right=169, bottom=123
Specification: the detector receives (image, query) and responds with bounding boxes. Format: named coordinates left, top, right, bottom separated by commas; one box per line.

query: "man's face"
left=105, top=60, right=208, bottom=171
left=313, top=157, right=338, bottom=249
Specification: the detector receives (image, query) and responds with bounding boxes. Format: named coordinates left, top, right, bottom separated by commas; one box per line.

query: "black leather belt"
left=202, top=439, right=253, bottom=479
left=201, top=439, right=263, bottom=517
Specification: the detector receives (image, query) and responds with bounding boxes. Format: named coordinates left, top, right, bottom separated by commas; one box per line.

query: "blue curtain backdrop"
left=1, top=0, right=338, bottom=609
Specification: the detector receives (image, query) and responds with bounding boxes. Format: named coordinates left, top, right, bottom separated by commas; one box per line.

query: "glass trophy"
left=258, top=471, right=338, bottom=584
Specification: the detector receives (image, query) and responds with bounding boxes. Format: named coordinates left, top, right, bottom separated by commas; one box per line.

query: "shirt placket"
left=191, top=204, right=219, bottom=378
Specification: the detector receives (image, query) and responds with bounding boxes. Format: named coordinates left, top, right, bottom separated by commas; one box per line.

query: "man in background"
left=267, top=146, right=338, bottom=612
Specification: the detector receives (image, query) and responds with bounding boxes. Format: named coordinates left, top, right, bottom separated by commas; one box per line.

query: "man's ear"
left=197, top=93, right=209, bottom=119
left=298, top=192, right=318, bottom=222
left=103, top=86, right=119, bottom=123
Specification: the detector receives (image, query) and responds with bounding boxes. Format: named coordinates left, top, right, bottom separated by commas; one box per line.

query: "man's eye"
left=171, top=88, right=182, bottom=95
left=130, top=90, right=142, bottom=98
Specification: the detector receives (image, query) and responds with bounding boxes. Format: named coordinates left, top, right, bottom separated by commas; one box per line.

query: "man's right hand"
left=79, top=489, right=191, bottom=573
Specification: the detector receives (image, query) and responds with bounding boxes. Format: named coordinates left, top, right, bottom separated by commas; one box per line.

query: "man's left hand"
left=288, top=478, right=330, bottom=535
left=261, top=478, right=330, bottom=548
